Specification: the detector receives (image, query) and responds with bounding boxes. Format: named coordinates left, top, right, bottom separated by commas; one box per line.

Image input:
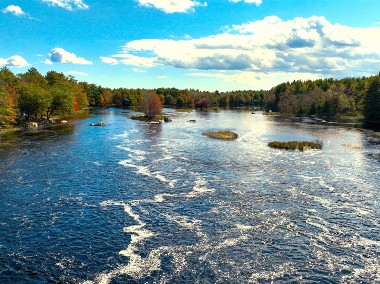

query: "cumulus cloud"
left=45, top=48, right=92, bottom=65
left=0, top=55, right=29, bottom=68
left=229, top=0, right=262, bottom=5
left=2, top=5, right=25, bottom=16
left=104, top=15, right=380, bottom=79
left=136, top=0, right=207, bottom=13
left=100, top=56, right=119, bottom=65
left=41, top=0, right=89, bottom=11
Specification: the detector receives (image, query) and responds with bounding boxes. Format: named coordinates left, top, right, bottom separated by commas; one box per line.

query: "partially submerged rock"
left=90, top=122, right=106, bottom=126
left=25, top=122, right=38, bottom=129
left=164, top=116, right=172, bottom=122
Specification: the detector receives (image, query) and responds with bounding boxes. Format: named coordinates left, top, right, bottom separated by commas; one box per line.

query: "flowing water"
left=0, top=108, right=379, bottom=283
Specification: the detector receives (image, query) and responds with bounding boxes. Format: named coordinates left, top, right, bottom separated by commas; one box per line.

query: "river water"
left=0, top=108, right=379, bottom=283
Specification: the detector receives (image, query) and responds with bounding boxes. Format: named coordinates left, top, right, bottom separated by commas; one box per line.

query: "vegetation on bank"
left=268, top=141, right=323, bottom=151
left=1, top=66, right=379, bottom=130
left=202, top=130, right=238, bottom=140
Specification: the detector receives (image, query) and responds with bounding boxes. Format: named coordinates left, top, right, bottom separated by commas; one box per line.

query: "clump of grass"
left=176, top=108, right=193, bottom=113
left=202, top=130, right=238, bottom=140
left=268, top=141, right=323, bottom=151
left=130, top=115, right=162, bottom=122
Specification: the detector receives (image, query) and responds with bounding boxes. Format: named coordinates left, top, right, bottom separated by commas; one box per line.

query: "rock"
left=164, top=116, right=172, bottom=122
left=90, top=122, right=106, bottom=126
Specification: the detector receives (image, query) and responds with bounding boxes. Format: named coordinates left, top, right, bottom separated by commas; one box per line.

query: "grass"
left=264, top=111, right=279, bottom=116
left=176, top=108, right=193, bottom=113
left=202, top=130, right=238, bottom=140
left=268, top=141, right=323, bottom=151
left=130, top=115, right=162, bottom=122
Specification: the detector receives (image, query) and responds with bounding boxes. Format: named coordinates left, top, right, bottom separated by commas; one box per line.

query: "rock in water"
left=90, top=122, right=106, bottom=126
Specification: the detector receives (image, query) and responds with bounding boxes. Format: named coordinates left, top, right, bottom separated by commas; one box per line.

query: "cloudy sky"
left=1, top=0, right=380, bottom=91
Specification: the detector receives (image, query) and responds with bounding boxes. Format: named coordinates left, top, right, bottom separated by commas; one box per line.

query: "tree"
left=0, top=87, right=17, bottom=128
left=17, top=83, right=51, bottom=120
left=142, top=91, right=162, bottom=119
left=0, top=67, right=19, bottom=128
left=50, top=84, right=74, bottom=118
left=45, top=71, right=88, bottom=118
left=195, top=98, right=209, bottom=110
left=364, top=76, right=380, bottom=123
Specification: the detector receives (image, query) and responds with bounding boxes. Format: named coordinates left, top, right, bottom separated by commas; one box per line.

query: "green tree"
left=18, top=83, right=51, bottom=120
left=364, top=75, right=380, bottom=123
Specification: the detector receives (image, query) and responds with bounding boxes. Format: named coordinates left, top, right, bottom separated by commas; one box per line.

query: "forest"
left=0, top=66, right=379, bottom=129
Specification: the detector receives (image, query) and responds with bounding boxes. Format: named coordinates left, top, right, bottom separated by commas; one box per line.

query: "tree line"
left=0, top=66, right=379, bottom=129
left=263, top=75, right=380, bottom=122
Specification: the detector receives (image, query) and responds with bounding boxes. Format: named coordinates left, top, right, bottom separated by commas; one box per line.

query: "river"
left=0, top=108, right=379, bottom=283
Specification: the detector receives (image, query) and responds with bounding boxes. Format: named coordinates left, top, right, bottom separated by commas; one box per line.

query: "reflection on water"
left=0, top=108, right=379, bottom=283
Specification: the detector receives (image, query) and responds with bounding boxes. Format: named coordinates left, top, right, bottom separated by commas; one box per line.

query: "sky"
left=1, top=0, right=380, bottom=91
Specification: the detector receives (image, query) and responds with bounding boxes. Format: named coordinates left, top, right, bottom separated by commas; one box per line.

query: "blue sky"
left=1, top=0, right=380, bottom=91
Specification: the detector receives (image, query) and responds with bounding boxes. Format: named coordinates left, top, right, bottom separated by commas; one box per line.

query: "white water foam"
left=118, top=159, right=176, bottom=188
left=185, top=177, right=215, bottom=198
left=92, top=200, right=160, bottom=283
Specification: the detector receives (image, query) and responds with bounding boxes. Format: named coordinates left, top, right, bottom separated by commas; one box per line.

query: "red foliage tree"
left=195, top=98, right=209, bottom=110
left=143, top=91, right=162, bottom=119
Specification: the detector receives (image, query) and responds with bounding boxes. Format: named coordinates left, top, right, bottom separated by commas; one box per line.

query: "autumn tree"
left=195, top=98, right=209, bottom=110
left=142, top=91, right=162, bottom=119
left=0, top=67, right=19, bottom=128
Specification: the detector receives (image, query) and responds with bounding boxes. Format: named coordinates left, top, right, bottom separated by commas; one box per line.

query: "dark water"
left=0, top=108, right=379, bottom=283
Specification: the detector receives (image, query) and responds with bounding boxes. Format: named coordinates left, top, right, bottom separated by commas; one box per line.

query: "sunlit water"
left=0, top=108, right=379, bottom=283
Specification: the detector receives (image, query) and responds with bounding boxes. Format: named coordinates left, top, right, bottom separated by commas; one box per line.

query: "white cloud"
left=65, top=71, right=88, bottom=76
left=229, top=0, right=262, bottom=6
left=114, top=53, right=156, bottom=67
left=0, top=55, right=29, bottom=68
left=45, top=48, right=92, bottom=65
left=106, top=15, right=380, bottom=80
left=2, top=5, right=25, bottom=16
left=136, top=0, right=207, bottom=13
left=187, top=71, right=323, bottom=90
left=131, top=68, right=146, bottom=73
left=41, top=0, right=89, bottom=11
left=100, top=56, right=119, bottom=65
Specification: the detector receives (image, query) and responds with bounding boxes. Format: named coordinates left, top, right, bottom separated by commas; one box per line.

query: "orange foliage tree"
left=143, top=91, right=162, bottom=119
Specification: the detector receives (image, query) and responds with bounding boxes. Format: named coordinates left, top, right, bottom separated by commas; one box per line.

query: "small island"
left=268, top=141, right=323, bottom=151
left=202, top=130, right=238, bottom=140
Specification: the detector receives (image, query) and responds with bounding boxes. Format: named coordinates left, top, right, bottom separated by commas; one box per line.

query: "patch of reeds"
left=202, top=130, right=238, bottom=140
left=268, top=140, right=323, bottom=151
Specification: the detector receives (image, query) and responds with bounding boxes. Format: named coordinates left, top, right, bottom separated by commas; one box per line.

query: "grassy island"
left=268, top=141, right=323, bottom=151
left=202, top=130, right=238, bottom=140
